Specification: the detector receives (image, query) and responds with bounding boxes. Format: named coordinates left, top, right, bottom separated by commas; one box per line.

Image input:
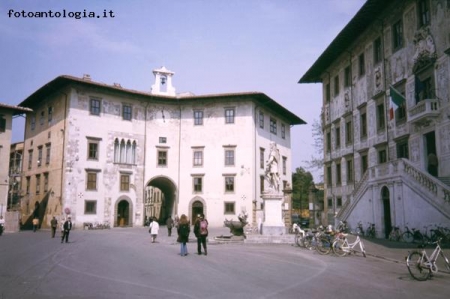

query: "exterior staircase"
left=337, top=158, right=450, bottom=223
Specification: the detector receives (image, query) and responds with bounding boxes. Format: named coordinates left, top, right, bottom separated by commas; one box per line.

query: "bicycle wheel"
left=360, top=241, right=366, bottom=258
left=296, top=235, right=305, bottom=247
left=303, top=235, right=313, bottom=249
left=316, top=237, right=332, bottom=255
left=332, top=239, right=347, bottom=257
left=406, top=251, right=430, bottom=281
left=402, top=232, right=414, bottom=243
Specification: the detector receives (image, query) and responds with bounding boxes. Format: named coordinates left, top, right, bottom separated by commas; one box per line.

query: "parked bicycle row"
left=388, top=223, right=450, bottom=245
left=292, top=222, right=366, bottom=258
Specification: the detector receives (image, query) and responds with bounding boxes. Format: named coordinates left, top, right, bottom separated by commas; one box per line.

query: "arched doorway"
left=145, top=176, right=177, bottom=225
left=191, top=200, right=204, bottom=225
left=117, top=199, right=131, bottom=227
left=381, top=186, right=391, bottom=239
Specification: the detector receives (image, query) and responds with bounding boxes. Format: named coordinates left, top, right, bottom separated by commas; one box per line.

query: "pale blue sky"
left=0, top=0, right=365, bottom=182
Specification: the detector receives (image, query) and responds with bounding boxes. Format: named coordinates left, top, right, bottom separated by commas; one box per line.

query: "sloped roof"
left=0, top=102, right=33, bottom=114
left=19, top=75, right=306, bottom=125
left=299, top=0, right=397, bottom=83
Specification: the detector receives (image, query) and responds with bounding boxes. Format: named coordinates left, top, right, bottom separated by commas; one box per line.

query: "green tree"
left=291, top=167, right=314, bottom=215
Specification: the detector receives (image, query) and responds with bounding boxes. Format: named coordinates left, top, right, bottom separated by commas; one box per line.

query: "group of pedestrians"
left=47, top=216, right=73, bottom=243
left=149, top=213, right=209, bottom=257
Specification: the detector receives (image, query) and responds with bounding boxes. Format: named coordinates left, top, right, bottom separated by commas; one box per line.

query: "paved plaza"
left=0, top=226, right=449, bottom=299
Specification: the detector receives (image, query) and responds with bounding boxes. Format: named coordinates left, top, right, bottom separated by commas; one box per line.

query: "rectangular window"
left=37, top=146, right=42, bottom=167
left=120, top=174, right=130, bottom=191
left=36, top=174, right=41, bottom=194
left=194, top=110, right=203, bottom=125
left=43, top=173, right=49, bottom=192
left=327, top=165, right=332, bottom=186
left=344, top=66, right=351, bottom=87
left=395, top=85, right=407, bottom=123
left=193, top=150, right=203, bottom=166
left=397, top=140, right=409, bottom=159
left=45, top=144, right=51, bottom=165
left=48, top=106, right=53, bottom=123
left=392, top=20, right=403, bottom=51
left=347, top=159, right=353, bottom=183
left=270, top=118, right=277, bottom=135
left=224, top=202, right=235, bottom=214
left=88, top=142, right=98, bottom=160
left=361, top=154, right=368, bottom=175
left=122, top=105, right=132, bottom=121
left=326, top=83, right=331, bottom=103
left=158, top=151, right=167, bottom=166
left=345, top=119, right=352, bottom=145
left=360, top=112, right=367, bottom=138
left=159, top=137, right=167, bottom=144
left=337, top=197, right=342, bottom=207
left=282, top=156, right=287, bottom=175
left=378, top=149, right=387, bottom=164
left=359, top=53, right=365, bottom=76
left=26, top=176, right=30, bottom=195
left=335, top=127, right=340, bottom=149
left=193, top=177, right=202, bottom=192
left=374, top=37, right=382, bottom=64
left=40, top=111, right=45, bottom=125
left=336, top=163, right=341, bottom=185
left=90, top=98, right=101, bottom=116
left=260, top=175, right=265, bottom=193
left=259, top=111, right=264, bottom=128
left=377, top=103, right=385, bottom=131
left=85, top=200, right=97, bottom=214
left=281, top=124, right=285, bottom=139
left=225, top=108, right=235, bottom=124
left=87, top=172, right=97, bottom=190
left=30, top=116, right=36, bottom=130
left=260, top=148, right=265, bottom=169
left=328, top=198, right=333, bottom=209
left=418, top=0, right=430, bottom=27
left=326, top=131, right=331, bottom=153
left=225, top=176, right=235, bottom=192
left=28, top=150, right=33, bottom=170
left=334, top=75, right=340, bottom=96
left=224, top=149, right=235, bottom=166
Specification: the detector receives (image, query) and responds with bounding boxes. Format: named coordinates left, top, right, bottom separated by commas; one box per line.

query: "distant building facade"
left=300, top=0, right=450, bottom=237
left=18, top=67, right=305, bottom=228
left=0, top=104, right=31, bottom=231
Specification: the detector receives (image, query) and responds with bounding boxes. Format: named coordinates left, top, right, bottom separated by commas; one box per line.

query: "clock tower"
left=150, top=66, right=176, bottom=96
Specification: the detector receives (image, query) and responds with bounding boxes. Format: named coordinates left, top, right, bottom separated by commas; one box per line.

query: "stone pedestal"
left=261, top=190, right=286, bottom=236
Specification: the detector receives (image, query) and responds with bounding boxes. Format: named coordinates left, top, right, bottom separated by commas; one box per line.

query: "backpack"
left=179, top=224, right=189, bottom=237
left=200, top=220, right=208, bottom=235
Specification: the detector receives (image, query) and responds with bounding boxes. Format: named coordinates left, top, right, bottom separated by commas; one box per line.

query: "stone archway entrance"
left=117, top=199, right=130, bottom=227
left=191, top=200, right=204, bottom=225
left=381, top=186, right=391, bottom=239
left=144, top=176, right=177, bottom=225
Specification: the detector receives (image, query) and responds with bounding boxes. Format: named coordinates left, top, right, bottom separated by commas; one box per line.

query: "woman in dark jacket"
left=177, top=214, right=190, bottom=256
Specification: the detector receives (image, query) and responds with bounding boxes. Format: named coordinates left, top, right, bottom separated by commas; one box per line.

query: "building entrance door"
left=192, top=201, right=204, bottom=225
left=118, top=200, right=129, bottom=227
left=381, top=186, right=391, bottom=239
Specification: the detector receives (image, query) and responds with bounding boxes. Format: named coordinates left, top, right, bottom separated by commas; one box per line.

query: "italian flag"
left=389, top=86, right=405, bottom=120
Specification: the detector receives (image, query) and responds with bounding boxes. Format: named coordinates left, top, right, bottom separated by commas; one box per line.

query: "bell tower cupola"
left=150, top=66, right=176, bottom=96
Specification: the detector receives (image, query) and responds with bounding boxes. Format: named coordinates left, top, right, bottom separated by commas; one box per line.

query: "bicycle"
left=332, top=232, right=366, bottom=257
left=406, top=238, right=450, bottom=281
left=366, top=223, right=376, bottom=238
left=388, top=226, right=401, bottom=242
left=402, top=226, right=424, bottom=243
left=355, top=221, right=364, bottom=236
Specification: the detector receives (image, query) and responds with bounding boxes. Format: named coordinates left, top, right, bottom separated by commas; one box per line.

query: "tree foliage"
left=291, top=167, right=314, bottom=210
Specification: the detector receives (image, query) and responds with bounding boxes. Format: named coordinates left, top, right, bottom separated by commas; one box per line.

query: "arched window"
left=132, top=141, right=136, bottom=164
left=120, top=140, right=126, bottom=163
left=114, top=139, right=120, bottom=163
left=126, top=140, right=132, bottom=164
left=114, top=138, right=137, bottom=164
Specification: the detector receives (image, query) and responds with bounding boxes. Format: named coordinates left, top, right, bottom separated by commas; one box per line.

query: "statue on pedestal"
left=265, top=142, right=281, bottom=192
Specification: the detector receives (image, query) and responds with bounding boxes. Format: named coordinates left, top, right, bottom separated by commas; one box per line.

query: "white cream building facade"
left=18, top=67, right=304, bottom=228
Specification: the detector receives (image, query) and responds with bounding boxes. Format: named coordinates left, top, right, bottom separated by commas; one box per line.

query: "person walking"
left=61, top=217, right=73, bottom=243
left=149, top=217, right=159, bottom=243
left=0, top=216, right=5, bottom=236
left=177, top=214, right=190, bottom=256
left=166, top=216, right=174, bottom=237
left=32, top=217, right=39, bottom=232
left=50, top=216, right=58, bottom=238
left=194, top=213, right=208, bottom=255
